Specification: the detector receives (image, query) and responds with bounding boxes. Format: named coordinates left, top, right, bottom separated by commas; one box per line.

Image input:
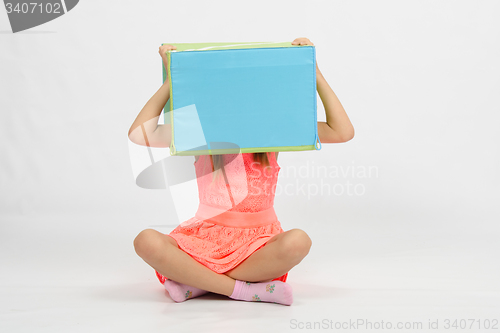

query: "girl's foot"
left=229, top=280, right=293, bottom=305
left=163, top=279, right=209, bottom=302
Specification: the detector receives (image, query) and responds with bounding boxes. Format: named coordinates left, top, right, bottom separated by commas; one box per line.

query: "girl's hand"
left=291, top=37, right=314, bottom=46
left=159, top=44, right=177, bottom=74
left=292, top=38, right=319, bottom=72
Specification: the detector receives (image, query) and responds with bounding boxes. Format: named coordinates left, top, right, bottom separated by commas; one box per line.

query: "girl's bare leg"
left=224, top=228, right=312, bottom=282
left=134, top=228, right=311, bottom=297
left=134, top=229, right=236, bottom=296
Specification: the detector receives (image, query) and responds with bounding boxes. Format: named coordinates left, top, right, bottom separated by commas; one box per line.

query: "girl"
left=128, top=37, right=354, bottom=306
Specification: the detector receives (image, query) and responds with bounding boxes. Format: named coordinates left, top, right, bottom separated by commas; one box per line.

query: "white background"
left=1, top=0, right=499, bottom=332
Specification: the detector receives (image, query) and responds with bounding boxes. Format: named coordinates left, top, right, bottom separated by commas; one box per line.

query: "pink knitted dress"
left=155, top=151, right=288, bottom=284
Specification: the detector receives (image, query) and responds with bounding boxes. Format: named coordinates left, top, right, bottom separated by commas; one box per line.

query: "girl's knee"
left=134, top=229, right=164, bottom=259
left=279, top=228, right=312, bottom=262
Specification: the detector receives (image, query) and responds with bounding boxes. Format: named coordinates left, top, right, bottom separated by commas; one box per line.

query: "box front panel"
left=169, top=46, right=317, bottom=155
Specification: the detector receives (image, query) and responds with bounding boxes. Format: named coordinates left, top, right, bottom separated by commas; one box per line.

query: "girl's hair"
left=209, top=152, right=270, bottom=183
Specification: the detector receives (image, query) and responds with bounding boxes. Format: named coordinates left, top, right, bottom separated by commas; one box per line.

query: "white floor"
left=1, top=213, right=499, bottom=333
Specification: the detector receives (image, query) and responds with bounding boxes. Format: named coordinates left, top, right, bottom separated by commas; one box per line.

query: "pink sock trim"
left=230, top=280, right=244, bottom=299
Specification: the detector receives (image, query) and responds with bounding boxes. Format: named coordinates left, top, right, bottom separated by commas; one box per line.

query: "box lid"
left=161, top=41, right=305, bottom=52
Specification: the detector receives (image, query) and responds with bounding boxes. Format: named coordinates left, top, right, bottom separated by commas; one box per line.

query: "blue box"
left=162, top=42, right=322, bottom=156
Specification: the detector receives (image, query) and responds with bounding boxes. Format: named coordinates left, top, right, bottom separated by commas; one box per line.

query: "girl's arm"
left=316, top=62, right=354, bottom=143
left=128, top=44, right=177, bottom=147
left=292, top=38, right=355, bottom=143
